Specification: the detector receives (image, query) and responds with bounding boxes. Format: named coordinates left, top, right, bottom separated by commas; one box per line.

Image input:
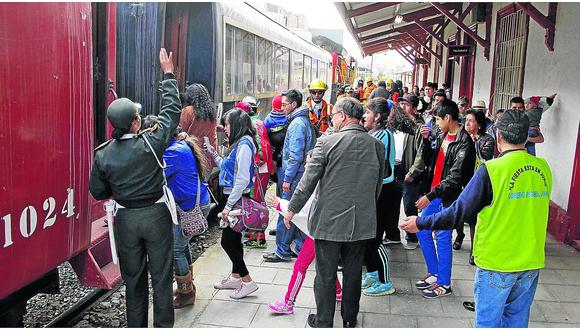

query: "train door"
left=165, top=4, right=189, bottom=91
left=69, top=3, right=122, bottom=290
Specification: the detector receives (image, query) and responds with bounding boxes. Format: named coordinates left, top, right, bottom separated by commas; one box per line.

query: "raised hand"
left=159, top=48, right=174, bottom=74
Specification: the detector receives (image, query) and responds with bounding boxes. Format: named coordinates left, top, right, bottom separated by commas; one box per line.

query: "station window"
left=275, top=45, right=289, bottom=91
left=303, top=55, right=311, bottom=89
left=290, top=50, right=303, bottom=90
left=225, top=25, right=234, bottom=96
left=255, top=36, right=274, bottom=94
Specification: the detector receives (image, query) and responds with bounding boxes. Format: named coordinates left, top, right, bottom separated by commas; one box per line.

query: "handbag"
left=229, top=165, right=270, bottom=233
left=178, top=177, right=208, bottom=237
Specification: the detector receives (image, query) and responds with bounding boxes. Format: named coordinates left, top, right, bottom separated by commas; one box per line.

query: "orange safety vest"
left=307, top=99, right=332, bottom=133
left=363, top=84, right=377, bottom=101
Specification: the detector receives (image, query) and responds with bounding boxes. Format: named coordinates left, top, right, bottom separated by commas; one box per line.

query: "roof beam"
left=360, top=16, right=443, bottom=42
left=406, top=33, right=441, bottom=63
left=394, top=48, right=416, bottom=66
left=334, top=3, right=366, bottom=56
left=515, top=2, right=557, bottom=51
left=402, top=40, right=431, bottom=66
left=414, top=19, right=448, bottom=48
left=431, top=2, right=489, bottom=49
left=354, top=3, right=461, bottom=34
left=346, top=2, right=401, bottom=18
left=362, top=33, right=423, bottom=49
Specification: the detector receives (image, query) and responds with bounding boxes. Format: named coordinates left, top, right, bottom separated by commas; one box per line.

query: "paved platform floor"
left=155, top=209, right=580, bottom=328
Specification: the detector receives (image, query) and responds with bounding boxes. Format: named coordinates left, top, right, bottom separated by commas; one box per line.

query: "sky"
left=247, top=0, right=413, bottom=77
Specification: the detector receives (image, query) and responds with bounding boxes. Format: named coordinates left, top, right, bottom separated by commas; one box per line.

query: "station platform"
left=155, top=213, right=580, bottom=328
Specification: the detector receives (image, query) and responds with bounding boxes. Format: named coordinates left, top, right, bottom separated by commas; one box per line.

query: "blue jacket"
left=164, top=139, right=210, bottom=211
left=282, top=107, right=315, bottom=185
left=264, top=111, right=287, bottom=132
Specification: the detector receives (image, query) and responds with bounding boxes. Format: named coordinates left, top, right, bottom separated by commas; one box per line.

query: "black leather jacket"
left=425, top=128, right=476, bottom=207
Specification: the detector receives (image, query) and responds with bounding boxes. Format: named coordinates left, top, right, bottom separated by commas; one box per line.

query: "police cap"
left=107, top=98, right=141, bottom=129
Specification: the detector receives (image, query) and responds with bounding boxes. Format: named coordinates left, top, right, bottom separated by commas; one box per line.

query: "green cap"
left=106, top=98, right=141, bottom=129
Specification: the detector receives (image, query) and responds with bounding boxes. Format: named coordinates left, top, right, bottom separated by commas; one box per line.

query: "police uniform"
left=89, top=73, right=181, bottom=328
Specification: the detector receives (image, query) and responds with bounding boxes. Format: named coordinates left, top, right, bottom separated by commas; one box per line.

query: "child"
left=267, top=193, right=342, bottom=314
left=524, top=94, right=557, bottom=155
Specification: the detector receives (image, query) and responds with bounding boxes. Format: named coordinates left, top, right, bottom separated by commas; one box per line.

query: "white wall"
left=522, top=2, right=580, bottom=209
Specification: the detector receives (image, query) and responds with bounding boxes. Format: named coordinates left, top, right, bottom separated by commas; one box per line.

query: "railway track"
left=45, top=285, right=122, bottom=328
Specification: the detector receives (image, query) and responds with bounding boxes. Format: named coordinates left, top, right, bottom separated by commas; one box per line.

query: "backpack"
left=253, top=119, right=275, bottom=174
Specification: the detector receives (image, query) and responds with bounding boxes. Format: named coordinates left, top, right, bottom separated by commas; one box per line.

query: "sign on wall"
left=448, top=45, right=473, bottom=57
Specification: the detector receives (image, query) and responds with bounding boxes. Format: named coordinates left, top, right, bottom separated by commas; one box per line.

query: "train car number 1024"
left=1, top=188, right=76, bottom=248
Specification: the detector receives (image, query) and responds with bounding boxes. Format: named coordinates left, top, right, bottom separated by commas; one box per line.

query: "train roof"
left=216, top=2, right=333, bottom=62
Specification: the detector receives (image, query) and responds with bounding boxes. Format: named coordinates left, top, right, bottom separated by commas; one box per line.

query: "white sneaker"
left=213, top=275, right=242, bottom=290
left=230, top=281, right=258, bottom=299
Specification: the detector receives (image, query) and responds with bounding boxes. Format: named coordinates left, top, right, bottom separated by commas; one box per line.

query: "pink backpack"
left=229, top=196, right=270, bottom=232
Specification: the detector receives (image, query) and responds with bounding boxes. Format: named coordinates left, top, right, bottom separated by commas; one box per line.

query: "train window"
left=312, top=58, right=318, bottom=79
left=303, top=55, right=311, bottom=90
left=225, top=25, right=234, bottom=96
left=225, top=25, right=255, bottom=97
left=318, top=61, right=326, bottom=83
left=274, top=45, right=289, bottom=91
left=255, top=36, right=274, bottom=94
left=290, top=51, right=303, bottom=90
left=237, top=30, right=255, bottom=95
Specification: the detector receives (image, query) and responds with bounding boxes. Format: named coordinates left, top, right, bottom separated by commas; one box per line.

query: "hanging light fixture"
left=394, top=15, right=404, bottom=24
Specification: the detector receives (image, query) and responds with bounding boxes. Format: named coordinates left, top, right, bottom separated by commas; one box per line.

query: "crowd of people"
left=89, top=49, right=556, bottom=328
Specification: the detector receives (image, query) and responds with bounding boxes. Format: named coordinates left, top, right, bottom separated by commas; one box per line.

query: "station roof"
left=335, top=2, right=464, bottom=57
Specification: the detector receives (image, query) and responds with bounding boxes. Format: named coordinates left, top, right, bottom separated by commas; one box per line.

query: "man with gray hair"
left=401, top=109, right=552, bottom=327
left=284, top=97, right=385, bottom=328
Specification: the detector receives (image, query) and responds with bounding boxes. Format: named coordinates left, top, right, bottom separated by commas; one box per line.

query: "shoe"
left=337, top=264, right=343, bottom=272
left=213, top=275, right=242, bottom=290
left=268, top=300, right=294, bottom=314
left=363, top=281, right=395, bottom=296
left=262, top=252, right=291, bottom=262
left=244, top=240, right=267, bottom=249
left=453, top=233, right=465, bottom=250
left=404, top=241, right=419, bottom=250
left=269, top=229, right=277, bottom=236
left=463, top=301, right=475, bottom=312
left=361, top=271, right=379, bottom=289
left=343, top=320, right=357, bottom=328
left=421, top=283, right=452, bottom=298
left=173, top=272, right=196, bottom=308
left=307, top=314, right=318, bottom=328
left=415, top=274, right=437, bottom=290
left=469, top=255, right=475, bottom=266
left=336, top=291, right=342, bottom=302
left=383, top=239, right=402, bottom=245
left=230, top=281, right=258, bottom=299
left=290, top=249, right=299, bottom=258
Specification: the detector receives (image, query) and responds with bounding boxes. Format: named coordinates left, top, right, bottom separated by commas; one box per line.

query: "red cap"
left=529, top=96, right=541, bottom=105
left=272, top=94, right=283, bottom=111
left=235, top=101, right=251, bottom=113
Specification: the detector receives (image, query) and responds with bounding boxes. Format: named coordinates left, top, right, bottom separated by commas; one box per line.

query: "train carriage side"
left=0, top=3, right=94, bottom=300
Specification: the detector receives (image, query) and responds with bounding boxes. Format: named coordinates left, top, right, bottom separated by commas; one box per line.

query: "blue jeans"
left=275, top=173, right=306, bottom=259
left=474, top=268, right=539, bottom=328
left=173, top=203, right=210, bottom=276
left=417, top=198, right=453, bottom=286
left=401, top=181, right=420, bottom=243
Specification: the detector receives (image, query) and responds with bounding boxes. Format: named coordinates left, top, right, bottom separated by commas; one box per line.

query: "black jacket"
left=425, top=128, right=476, bottom=207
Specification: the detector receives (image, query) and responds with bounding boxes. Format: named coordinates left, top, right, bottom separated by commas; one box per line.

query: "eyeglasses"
left=281, top=102, right=291, bottom=107
left=330, top=110, right=343, bottom=120
left=310, top=90, right=325, bottom=95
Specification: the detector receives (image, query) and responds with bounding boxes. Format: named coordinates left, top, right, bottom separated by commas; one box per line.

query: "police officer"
left=89, top=48, right=180, bottom=328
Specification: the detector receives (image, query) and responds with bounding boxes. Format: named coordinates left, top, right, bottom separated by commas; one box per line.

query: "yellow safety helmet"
left=308, top=78, right=327, bottom=90
left=386, top=78, right=394, bottom=84
left=365, top=77, right=373, bottom=83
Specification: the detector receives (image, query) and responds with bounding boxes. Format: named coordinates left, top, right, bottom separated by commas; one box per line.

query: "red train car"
left=0, top=3, right=120, bottom=322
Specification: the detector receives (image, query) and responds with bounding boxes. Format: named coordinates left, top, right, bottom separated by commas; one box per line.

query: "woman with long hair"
left=180, top=83, right=217, bottom=165
left=204, top=109, right=260, bottom=299
left=141, top=115, right=211, bottom=308
left=360, top=97, right=398, bottom=296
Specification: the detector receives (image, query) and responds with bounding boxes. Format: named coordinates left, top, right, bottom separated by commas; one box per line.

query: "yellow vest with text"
left=474, top=150, right=552, bottom=272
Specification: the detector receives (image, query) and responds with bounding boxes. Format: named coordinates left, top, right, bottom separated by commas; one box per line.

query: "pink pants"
left=285, top=236, right=342, bottom=304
